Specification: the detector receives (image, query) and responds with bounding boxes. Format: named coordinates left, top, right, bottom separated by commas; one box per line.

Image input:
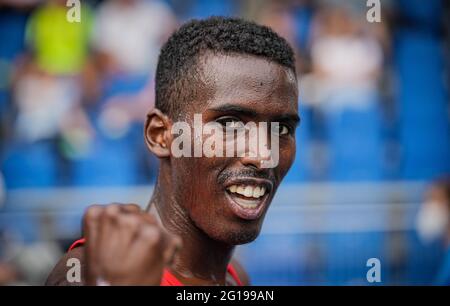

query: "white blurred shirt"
left=312, top=35, right=383, bottom=90
left=93, top=0, right=175, bottom=75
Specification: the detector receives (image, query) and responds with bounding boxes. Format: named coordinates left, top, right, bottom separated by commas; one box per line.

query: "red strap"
left=68, top=238, right=243, bottom=286
left=69, top=238, right=86, bottom=251
left=160, top=269, right=183, bottom=286
left=227, top=264, right=243, bottom=286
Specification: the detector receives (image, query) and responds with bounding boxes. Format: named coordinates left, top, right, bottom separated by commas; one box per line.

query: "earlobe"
left=144, top=109, right=171, bottom=158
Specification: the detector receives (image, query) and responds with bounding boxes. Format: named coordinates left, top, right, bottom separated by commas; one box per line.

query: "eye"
left=280, top=125, right=289, bottom=135
left=216, top=116, right=244, bottom=130
left=271, top=124, right=291, bottom=136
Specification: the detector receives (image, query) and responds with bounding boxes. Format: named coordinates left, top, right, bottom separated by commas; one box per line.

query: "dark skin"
left=46, top=53, right=299, bottom=286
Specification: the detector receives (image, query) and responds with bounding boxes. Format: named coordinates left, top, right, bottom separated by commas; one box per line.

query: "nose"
left=239, top=131, right=272, bottom=169
left=241, top=154, right=272, bottom=169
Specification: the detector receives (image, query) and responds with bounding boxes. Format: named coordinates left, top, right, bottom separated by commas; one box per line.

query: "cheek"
left=172, top=157, right=222, bottom=210
left=279, top=141, right=296, bottom=175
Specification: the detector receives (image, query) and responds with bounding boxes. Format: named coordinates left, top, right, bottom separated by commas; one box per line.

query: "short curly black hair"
left=155, top=16, right=296, bottom=118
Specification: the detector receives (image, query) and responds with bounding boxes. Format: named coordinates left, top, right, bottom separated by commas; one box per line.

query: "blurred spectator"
left=297, top=4, right=388, bottom=181
left=415, top=179, right=450, bottom=284
left=98, top=80, right=155, bottom=139
left=92, top=0, right=176, bottom=77
left=13, top=0, right=95, bottom=145
left=1, top=0, right=96, bottom=188
left=75, top=0, right=174, bottom=187
left=416, top=180, right=450, bottom=244
left=0, top=218, right=63, bottom=285
left=307, top=5, right=384, bottom=109
left=26, top=0, right=93, bottom=76
left=13, top=63, right=84, bottom=142
left=0, top=1, right=37, bottom=140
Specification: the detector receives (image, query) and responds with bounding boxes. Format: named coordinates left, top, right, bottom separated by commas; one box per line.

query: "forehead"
left=196, top=53, right=298, bottom=116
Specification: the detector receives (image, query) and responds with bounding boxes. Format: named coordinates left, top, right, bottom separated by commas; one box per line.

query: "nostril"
left=240, top=157, right=263, bottom=169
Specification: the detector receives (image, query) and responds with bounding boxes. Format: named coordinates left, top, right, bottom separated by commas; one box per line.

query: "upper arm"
left=231, top=258, right=251, bottom=286
left=45, top=246, right=86, bottom=286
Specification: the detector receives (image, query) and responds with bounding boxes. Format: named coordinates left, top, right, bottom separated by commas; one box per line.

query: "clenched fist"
left=82, top=203, right=182, bottom=285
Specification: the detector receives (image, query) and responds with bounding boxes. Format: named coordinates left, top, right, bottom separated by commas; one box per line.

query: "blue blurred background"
left=0, top=0, right=449, bottom=285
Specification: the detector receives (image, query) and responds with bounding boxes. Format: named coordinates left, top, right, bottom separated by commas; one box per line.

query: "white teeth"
left=244, top=186, right=253, bottom=197
left=253, top=186, right=260, bottom=198
left=237, top=186, right=245, bottom=195
left=227, top=184, right=267, bottom=199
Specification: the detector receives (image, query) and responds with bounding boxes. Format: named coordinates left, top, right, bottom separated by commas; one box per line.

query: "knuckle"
left=118, top=214, right=139, bottom=231
left=141, top=213, right=157, bottom=225
left=124, top=203, right=141, bottom=212
left=104, top=204, right=120, bottom=218
left=84, top=205, right=103, bottom=222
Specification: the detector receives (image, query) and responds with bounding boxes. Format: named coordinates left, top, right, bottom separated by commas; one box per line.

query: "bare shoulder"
left=230, top=258, right=251, bottom=286
left=45, top=246, right=86, bottom=286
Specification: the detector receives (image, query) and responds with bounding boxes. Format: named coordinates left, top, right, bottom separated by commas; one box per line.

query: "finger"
left=120, top=203, right=142, bottom=214
left=137, top=213, right=181, bottom=266
left=126, top=214, right=161, bottom=262
left=82, top=204, right=103, bottom=285
left=139, top=212, right=158, bottom=225
left=98, top=207, right=150, bottom=270
left=97, top=204, right=122, bottom=269
left=130, top=224, right=166, bottom=281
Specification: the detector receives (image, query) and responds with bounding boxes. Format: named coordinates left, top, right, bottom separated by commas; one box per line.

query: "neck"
left=147, top=167, right=235, bottom=285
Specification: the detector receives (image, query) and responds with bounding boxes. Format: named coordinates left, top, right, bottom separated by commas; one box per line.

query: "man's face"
left=170, top=54, right=299, bottom=245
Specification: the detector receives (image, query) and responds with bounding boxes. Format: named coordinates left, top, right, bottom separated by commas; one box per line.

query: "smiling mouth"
left=224, top=179, right=272, bottom=220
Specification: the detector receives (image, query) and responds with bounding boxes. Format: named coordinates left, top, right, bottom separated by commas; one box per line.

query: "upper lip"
left=223, top=177, right=274, bottom=194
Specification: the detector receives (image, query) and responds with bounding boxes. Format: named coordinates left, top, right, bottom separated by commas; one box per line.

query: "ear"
left=144, top=109, right=171, bottom=158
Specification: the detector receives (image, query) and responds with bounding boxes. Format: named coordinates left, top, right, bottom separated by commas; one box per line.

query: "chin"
left=208, top=222, right=263, bottom=245
left=227, top=230, right=260, bottom=245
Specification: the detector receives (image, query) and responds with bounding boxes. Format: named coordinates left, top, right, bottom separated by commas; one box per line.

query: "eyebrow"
left=274, top=113, right=301, bottom=127
left=209, top=103, right=300, bottom=126
left=209, top=104, right=259, bottom=117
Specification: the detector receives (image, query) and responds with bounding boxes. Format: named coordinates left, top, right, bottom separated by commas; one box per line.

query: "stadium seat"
left=324, top=98, right=384, bottom=181
left=1, top=141, right=58, bottom=188
left=395, top=30, right=450, bottom=179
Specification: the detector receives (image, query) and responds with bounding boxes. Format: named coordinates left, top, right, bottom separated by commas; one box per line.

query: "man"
left=46, top=17, right=300, bottom=286
left=416, top=179, right=450, bottom=285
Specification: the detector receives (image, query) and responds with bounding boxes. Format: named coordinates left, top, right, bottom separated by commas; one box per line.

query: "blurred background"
left=0, top=0, right=450, bottom=285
